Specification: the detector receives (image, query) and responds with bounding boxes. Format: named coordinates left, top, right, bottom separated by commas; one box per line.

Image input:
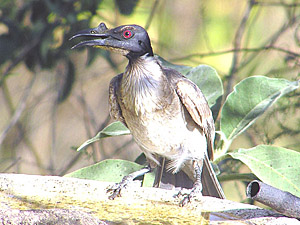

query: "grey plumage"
left=109, top=54, right=224, bottom=198
left=71, top=23, right=225, bottom=204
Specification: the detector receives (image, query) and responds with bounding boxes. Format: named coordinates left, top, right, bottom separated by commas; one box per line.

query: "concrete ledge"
left=0, top=173, right=298, bottom=224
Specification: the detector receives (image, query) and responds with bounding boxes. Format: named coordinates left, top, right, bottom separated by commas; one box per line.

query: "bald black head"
left=70, top=23, right=153, bottom=60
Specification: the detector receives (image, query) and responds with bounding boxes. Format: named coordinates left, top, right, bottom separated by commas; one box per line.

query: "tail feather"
left=202, top=155, right=225, bottom=199
left=153, top=156, right=225, bottom=199
left=153, top=157, right=193, bottom=190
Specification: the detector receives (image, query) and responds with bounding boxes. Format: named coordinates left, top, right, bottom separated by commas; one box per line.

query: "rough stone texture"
left=0, top=209, right=108, bottom=225
left=0, top=173, right=299, bottom=224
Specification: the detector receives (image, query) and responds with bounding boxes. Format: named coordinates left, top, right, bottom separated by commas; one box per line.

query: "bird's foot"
left=107, top=175, right=133, bottom=200
left=175, top=183, right=203, bottom=207
left=106, top=166, right=152, bottom=200
left=174, top=188, right=190, bottom=198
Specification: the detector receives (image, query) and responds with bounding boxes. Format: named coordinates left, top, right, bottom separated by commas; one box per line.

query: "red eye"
left=123, top=30, right=132, bottom=39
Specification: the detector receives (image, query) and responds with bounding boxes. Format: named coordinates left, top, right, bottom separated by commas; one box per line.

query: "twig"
left=145, top=0, right=160, bottom=30
left=76, top=92, right=99, bottom=162
left=0, top=74, right=36, bottom=146
left=58, top=151, right=84, bottom=176
left=110, top=138, right=134, bottom=157
left=97, top=114, right=111, bottom=133
left=255, top=1, right=300, bottom=7
left=49, top=95, right=58, bottom=175
left=239, top=14, right=300, bottom=71
left=0, top=38, right=40, bottom=86
left=1, top=79, right=47, bottom=174
left=3, top=157, right=21, bottom=172
left=226, top=0, right=256, bottom=97
left=171, top=46, right=300, bottom=61
left=200, top=4, right=214, bottom=52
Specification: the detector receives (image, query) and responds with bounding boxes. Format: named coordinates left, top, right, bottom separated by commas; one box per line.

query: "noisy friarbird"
left=70, top=22, right=225, bottom=206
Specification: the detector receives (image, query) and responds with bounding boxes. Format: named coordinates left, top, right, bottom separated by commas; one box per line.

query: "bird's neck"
left=121, top=54, right=168, bottom=114
left=125, top=54, right=163, bottom=82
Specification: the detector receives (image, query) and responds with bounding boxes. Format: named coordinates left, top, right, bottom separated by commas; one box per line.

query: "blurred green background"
left=0, top=0, right=299, bottom=202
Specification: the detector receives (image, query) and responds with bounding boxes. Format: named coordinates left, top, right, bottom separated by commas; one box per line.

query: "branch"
left=0, top=38, right=40, bottom=86
left=226, top=0, right=256, bottom=97
left=239, top=14, right=300, bottom=70
left=256, top=1, right=300, bottom=7
left=171, top=46, right=300, bottom=61
left=58, top=152, right=84, bottom=176
left=0, top=75, right=36, bottom=146
left=145, top=0, right=160, bottom=30
left=76, top=93, right=100, bottom=162
left=1, top=81, right=46, bottom=174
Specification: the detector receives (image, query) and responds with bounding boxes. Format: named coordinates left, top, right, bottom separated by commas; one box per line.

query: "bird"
left=70, top=22, right=225, bottom=206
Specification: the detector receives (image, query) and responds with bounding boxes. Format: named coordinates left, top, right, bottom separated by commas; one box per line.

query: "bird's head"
left=70, top=22, right=153, bottom=60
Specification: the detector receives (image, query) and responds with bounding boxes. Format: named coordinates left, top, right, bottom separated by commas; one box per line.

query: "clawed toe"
left=107, top=183, right=126, bottom=200
left=179, top=195, right=191, bottom=207
left=176, top=185, right=202, bottom=207
left=106, top=166, right=152, bottom=200
left=174, top=188, right=189, bottom=198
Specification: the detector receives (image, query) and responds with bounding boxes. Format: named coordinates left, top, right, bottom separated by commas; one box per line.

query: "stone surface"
left=0, top=173, right=298, bottom=224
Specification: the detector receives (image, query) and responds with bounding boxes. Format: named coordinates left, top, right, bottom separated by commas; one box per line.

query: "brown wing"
left=109, top=73, right=127, bottom=126
left=162, top=66, right=215, bottom=160
left=175, top=78, right=215, bottom=160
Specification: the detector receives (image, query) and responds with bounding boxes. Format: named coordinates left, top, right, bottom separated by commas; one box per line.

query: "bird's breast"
left=121, top=58, right=173, bottom=115
left=120, top=69, right=182, bottom=150
left=120, top=94, right=206, bottom=172
left=117, top=56, right=207, bottom=171
left=121, top=74, right=176, bottom=119
left=120, top=93, right=184, bottom=152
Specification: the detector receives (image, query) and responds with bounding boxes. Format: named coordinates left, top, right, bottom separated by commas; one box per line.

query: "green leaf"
left=65, top=159, right=155, bottom=187
left=157, top=55, right=192, bottom=75
left=229, top=145, right=300, bottom=197
left=77, top=122, right=130, bottom=151
left=186, top=65, right=223, bottom=108
left=64, top=159, right=143, bottom=182
left=158, top=56, right=224, bottom=109
left=100, top=121, right=130, bottom=136
left=142, top=170, right=156, bottom=187
left=221, top=76, right=299, bottom=141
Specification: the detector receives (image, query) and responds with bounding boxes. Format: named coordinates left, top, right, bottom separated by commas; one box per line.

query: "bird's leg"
left=153, top=157, right=166, bottom=188
left=178, top=159, right=203, bottom=207
left=107, top=165, right=152, bottom=200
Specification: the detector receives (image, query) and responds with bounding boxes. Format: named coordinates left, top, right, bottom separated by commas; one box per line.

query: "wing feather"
left=109, top=73, right=127, bottom=126
left=162, top=66, right=215, bottom=160
left=175, top=79, right=215, bottom=159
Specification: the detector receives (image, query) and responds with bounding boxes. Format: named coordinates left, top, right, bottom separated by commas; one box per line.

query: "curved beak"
left=70, top=22, right=137, bottom=55
left=69, top=23, right=111, bottom=49
left=70, top=34, right=109, bottom=49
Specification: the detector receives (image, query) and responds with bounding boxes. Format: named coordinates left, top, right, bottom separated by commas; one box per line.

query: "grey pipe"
left=247, top=180, right=300, bottom=218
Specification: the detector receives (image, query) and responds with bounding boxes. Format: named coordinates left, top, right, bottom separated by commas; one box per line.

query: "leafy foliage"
left=221, top=76, right=299, bottom=141
left=0, top=0, right=139, bottom=101
left=65, top=158, right=155, bottom=187
left=71, top=60, right=300, bottom=197
left=65, top=159, right=143, bottom=183
left=77, top=122, right=130, bottom=151
left=229, top=145, right=300, bottom=197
